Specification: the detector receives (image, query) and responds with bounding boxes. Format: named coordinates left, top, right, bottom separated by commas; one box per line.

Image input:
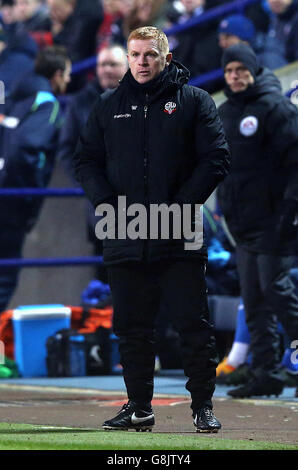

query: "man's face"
left=219, top=33, right=242, bottom=50
left=96, top=48, right=127, bottom=90
left=0, top=4, right=17, bottom=24
left=268, top=0, right=292, bottom=14
left=224, top=61, right=254, bottom=93
left=127, top=38, right=172, bottom=84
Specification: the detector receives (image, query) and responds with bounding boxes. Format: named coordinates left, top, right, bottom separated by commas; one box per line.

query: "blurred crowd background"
left=1, top=0, right=298, bottom=381
left=1, top=0, right=298, bottom=97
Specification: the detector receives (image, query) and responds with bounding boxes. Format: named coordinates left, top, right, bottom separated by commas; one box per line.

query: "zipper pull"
left=144, top=105, right=148, bottom=118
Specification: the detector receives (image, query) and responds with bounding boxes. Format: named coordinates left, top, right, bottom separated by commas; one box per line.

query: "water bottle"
left=69, top=335, right=86, bottom=377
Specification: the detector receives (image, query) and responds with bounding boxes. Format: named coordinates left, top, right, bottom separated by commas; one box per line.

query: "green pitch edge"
left=0, top=423, right=296, bottom=451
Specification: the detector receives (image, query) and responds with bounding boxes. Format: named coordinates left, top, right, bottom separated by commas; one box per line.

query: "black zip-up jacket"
left=217, top=67, right=298, bottom=255
left=73, top=61, right=230, bottom=265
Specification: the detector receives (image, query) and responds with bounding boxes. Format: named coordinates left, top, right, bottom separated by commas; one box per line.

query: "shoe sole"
left=102, top=425, right=153, bottom=432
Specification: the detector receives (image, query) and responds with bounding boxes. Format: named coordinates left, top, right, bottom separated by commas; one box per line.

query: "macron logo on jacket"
left=114, top=113, right=132, bottom=119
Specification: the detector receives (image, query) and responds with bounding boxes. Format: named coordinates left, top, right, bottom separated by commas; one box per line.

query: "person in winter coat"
left=0, top=21, right=38, bottom=97
left=14, top=0, right=51, bottom=32
left=58, top=44, right=128, bottom=283
left=74, top=26, right=230, bottom=433
left=46, top=0, right=103, bottom=91
left=217, top=43, right=298, bottom=398
left=0, top=45, right=71, bottom=314
left=203, top=205, right=240, bottom=296
left=166, top=0, right=222, bottom=93
left=58, top=45, right=128, bottom=180
left=260, top=0, right=298, bottom=69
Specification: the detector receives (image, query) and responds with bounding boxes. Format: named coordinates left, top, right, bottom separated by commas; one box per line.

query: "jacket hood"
left=7, top=71, right=53, bottom=103
left=224, top=67, right=282, bottom=103
left=167, top=59, right=190, bottom=87
left=119, top=59, right=190, bottom=103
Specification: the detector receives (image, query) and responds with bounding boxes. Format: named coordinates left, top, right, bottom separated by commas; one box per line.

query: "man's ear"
left=165, top=52, right=172, bottom=66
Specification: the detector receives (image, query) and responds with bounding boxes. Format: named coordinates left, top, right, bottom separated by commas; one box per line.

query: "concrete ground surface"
left=0, top=372, right=297, bottom=447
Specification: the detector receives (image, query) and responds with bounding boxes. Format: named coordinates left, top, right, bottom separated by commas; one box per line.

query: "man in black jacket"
left=217, top=43, right=298, bottom=398
left=74, top=26, right=230, bottom=432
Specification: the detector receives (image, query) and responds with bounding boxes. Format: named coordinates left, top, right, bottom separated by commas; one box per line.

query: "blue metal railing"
left=189, top=68, right=223, bottom=87
left=0, top=188, right=84, bottom=198
left=0, top=256, right=103, bottom=268
left=163, top=0, right=259, bottom=36
left=0, top=187, right=104, bottom=268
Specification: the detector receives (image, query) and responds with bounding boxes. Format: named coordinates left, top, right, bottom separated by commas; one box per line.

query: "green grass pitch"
left=0, top=423, right=296, bottom=450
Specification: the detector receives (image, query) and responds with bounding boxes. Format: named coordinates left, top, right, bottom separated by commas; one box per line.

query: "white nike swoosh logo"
left=131, top=412, right=154, bottom=424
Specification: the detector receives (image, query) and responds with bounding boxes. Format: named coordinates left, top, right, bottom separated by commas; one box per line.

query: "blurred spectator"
left=47, top=0, right=103, bottom=63
left=109, top=0, right=168, bottom=47
left=1, top=0, right=51, bottom=50
left=96, top=0, right=125, bottom=51
left=216, top=13, right=262, bottom=89
left=203, top=205, right=240, bottom=296
left=218, top=14, right=256, bottom=50
left=57, top=44, right=128, bottom=282
left=216, top=298, right=298, bottom=386
left=46, top=0, right=103, bottom=90
left=0, top=18, right=38, bottom=96
left=0, top=0, right=16, bottom=25
left=0, top=45, right=71, bottom=314
left=260, top=0, right=298, bottom=69
left=126, top=0, right=168, bottom=31
left=12, top=0, right=52, bottom=48
left=245, top=0, right=272, bottom=34
left=167, top=0, right=222, bottom=92
left=14, top=0, right=51, bottom=31
left=58, top=45, right=127, bottom=180
left=165, top=0, right=186, bottom=25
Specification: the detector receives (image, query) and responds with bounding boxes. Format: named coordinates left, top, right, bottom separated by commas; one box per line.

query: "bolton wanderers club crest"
left=239, top=116, right=258, bottom=136
left=164, top=102, right=177, bottom=114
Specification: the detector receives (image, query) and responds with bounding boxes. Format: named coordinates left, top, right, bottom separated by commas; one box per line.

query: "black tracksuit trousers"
left=236, top=246, right=298, bottom=379
left=107, top=258, right=218, bottom=411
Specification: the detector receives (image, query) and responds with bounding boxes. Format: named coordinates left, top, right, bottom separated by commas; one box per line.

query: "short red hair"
left=127, top=26, right=169, bottom=56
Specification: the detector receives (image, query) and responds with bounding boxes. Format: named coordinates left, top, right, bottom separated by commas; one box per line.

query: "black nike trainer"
left=193, top=406, right=222, bottom=433
left=102, top=401, right=155, bottom=431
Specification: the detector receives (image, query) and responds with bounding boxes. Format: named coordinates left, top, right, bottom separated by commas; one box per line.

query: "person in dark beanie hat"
left=217, top=42, right=298, bottom=398
left=222, top=43, right=259, bottom=79
left=218, top=14, right=256, bottom=49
